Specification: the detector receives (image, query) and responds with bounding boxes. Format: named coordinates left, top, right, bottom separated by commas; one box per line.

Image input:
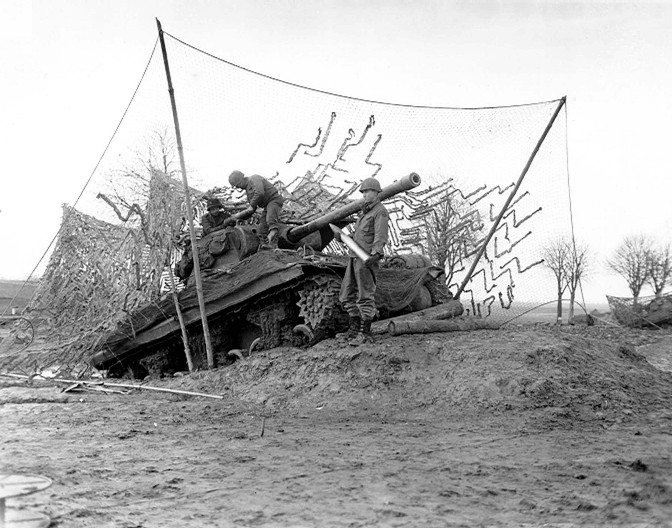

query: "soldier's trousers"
left=259, top=199, right=283, bottom=236
left=339, top=257, right=378, bottom=321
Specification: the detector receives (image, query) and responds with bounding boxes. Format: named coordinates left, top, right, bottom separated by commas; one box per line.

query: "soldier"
left=336, top=177, right=389, bottom=345
left=227, top=170, right=284, bottom=249
left=200, top=197, right=230, bottom=236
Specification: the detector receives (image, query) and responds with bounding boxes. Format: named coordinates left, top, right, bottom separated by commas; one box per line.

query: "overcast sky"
left=1, top=0, right=671, bottom=304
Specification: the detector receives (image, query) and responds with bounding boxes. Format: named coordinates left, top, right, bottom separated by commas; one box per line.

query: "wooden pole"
left=370, top=299, right=465, bottom=335
left=167, top=266, right=194, bottom=372
left=455, top=97, right=566, bottom=299
left=388, top=317, right=500, bottom=336
left=85, top=380, right=224, bottom=399
left=156, top=19, right=215, bottom=369
left=0, top=373, right=224, bottom=399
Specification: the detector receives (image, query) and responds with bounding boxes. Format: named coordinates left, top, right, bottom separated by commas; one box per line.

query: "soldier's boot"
left=336, top=315, right=361, bottom=341
left=349, top=318, right=374, bottom=346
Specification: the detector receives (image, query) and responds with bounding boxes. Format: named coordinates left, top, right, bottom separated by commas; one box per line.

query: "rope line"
left=163, top=31, right=563, bottom=111
left=499, top=298, right=592, bottom=326
left=1, top=38, right=160, bottom=318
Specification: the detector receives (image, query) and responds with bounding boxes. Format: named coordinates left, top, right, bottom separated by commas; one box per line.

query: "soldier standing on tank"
left=335, top=177, right=389, bottom=345
left=200, top=197, right=230, bottom=236
left=227, top=170, right=284, bottom=249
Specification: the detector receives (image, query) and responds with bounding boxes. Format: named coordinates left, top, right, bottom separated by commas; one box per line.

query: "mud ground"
left=1, top=324, right=672, bottom=527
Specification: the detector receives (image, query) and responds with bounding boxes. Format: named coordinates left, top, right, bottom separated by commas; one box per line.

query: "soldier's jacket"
left=201, top=211, right=229, bottom=236
left=351, top=199, right=389, bottom=257
left=243, top=175, right=284, bottom=210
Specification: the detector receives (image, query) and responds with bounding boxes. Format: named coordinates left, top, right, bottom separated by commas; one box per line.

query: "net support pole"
left=156, top=19, right=215, bottom=369
left=167, top=265, right=194, bottom=372
left=455, top=96, right=566, bottom=300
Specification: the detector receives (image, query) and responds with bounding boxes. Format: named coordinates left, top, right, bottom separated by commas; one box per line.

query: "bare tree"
left=606, top=234, right=653, bottom=304
left=145, top=128, right=179, bottom=177
left=104, top=127, right=180, bottom=212
left=96, top=129, right=192, bottom=291
left=541, top=238, right=571, bottom=323
left=565, top=240, right=591, bottom=323
left=648, top=243, right=672, bottom=298
left=423, top=189, right=481, bottom=287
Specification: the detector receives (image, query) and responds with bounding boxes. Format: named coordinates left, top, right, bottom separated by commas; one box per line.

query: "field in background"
left=0, top=279, right=38, bottom=315
left=511, top=300, right=610, bottom=324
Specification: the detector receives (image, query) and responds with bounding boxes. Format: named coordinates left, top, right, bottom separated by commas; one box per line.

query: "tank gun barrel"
left=286, top=172, right=421, bottom=243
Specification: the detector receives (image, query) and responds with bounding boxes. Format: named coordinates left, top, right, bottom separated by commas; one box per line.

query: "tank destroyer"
left=92, top=173, right=453, bottom=377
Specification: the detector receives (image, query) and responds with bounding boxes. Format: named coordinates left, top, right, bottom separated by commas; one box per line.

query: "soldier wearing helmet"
left=200, top=196, right=231, bottom=236
left=227, top=170, right=284, bottom=249
left=336, top=176, right=389, bottom=345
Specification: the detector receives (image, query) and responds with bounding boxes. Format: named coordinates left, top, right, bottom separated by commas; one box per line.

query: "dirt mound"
left=3, top=325, right=671, bottom=528
left=159, top=326, right=672, bottom=425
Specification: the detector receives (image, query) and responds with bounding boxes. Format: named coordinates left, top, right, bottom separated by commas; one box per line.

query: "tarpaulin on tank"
left=175, top=229, right=233, bottom=280
left=375, top=267, right=445, bottom=313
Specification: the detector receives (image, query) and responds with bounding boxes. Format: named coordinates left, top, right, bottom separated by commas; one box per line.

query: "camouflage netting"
left=0, top=170, right=183, bottom=376
left=1, top=28, right=575, bottom=377
left=607, top=292, right=672, bottom=328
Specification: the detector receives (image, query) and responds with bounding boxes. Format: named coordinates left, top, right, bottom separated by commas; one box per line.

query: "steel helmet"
left=228, top=170, right=246, bottom=187
left=359, top=177, right=382, bottom=193
left=206, top=197, right=223, bottom=210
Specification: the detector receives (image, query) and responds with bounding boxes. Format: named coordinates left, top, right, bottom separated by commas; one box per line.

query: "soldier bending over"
left=227, top=170, right=284, bottom=249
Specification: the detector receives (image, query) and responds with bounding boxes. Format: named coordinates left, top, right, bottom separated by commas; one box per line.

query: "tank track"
left=220, top=271, right=347, bottom=352
left=296, top=274, right=346, bottom=343
left=122, top=271, right=347, bottom=377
